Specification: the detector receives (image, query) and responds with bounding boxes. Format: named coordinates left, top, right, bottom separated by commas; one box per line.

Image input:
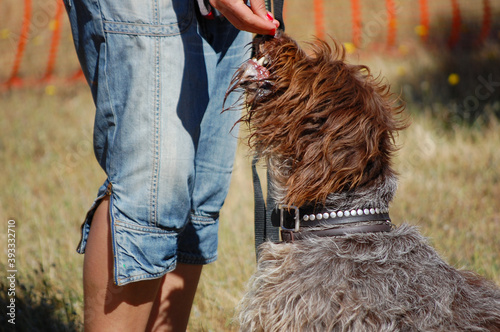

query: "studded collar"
left=271, top=204, right=392, bottom=242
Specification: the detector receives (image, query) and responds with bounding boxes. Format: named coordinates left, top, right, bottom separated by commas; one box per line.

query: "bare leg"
left=146, top=263, right=203, bottom=332
left=83, top=197, right=163, bottom=331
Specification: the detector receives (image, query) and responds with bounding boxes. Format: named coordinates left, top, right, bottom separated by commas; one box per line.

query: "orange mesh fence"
left=448, top=0, right=462, bottom=48
left=5, top=0, right=32, bottom=87
left=313, top=0, right=325, bottom=40
left=478, top=0, right=493, bottom=46
left=386, top=0, right=397, bottom=48
left=0, top=0, right=498, bottom=89
left=283, top=0, right=497, bottom=52
left=1, top=0, right=84, bottom=90
left=419, top=0, right=430, bottom=42
left=41, top=0, right=64, bottom=82
left=351, top=0, right=362, bottom=47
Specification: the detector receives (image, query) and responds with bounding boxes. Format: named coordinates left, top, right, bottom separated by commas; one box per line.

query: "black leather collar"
left=271, top=205, right=392, bottom=242
left=280, top=222, right=393, bottom=242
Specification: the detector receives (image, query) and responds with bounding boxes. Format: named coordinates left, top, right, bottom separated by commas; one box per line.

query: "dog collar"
left=275, top=204, right=391, bottom=230
left=280, top=222, right=393, bottom=242
left=273, top=204, right=392, bottom=242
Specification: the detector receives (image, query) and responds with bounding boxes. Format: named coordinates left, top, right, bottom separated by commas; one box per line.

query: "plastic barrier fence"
left=0, top=0, right=498, bottom=89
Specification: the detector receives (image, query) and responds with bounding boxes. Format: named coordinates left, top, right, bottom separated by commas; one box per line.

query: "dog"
left=226, top=31, right=500, bottom=331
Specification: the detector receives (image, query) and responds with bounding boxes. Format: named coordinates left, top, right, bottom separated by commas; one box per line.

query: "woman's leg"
left=84, top=197, right=203, bottom=331
left=146, top=264, right=203, bottom=332
left=83, top=197, right=162, bottom=331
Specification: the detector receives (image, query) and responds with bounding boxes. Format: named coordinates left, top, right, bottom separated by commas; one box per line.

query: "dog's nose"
left=241, top=59, right=270, bottom=81
left=242, top=62, right=259, bottom=79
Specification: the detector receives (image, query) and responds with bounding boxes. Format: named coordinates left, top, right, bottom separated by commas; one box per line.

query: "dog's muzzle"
left=243, top=57, right=270, bottom=81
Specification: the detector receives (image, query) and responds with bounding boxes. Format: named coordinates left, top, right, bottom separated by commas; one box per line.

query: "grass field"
left=1, top=1, right=500, bottom=331
left=1, top=87, right=499, bottom=331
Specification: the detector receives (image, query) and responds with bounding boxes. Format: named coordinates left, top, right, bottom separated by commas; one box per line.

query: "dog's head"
left=227, top=31, right=408, bottom=207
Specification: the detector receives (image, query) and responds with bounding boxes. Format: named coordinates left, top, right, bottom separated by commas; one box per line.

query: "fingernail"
left=269, top=28, right=276, bottom=36
left=267, top=12, right=274, bottom=21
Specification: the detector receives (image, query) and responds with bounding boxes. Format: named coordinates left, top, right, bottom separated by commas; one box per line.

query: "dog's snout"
left=241, top=58, right=270, bottom=81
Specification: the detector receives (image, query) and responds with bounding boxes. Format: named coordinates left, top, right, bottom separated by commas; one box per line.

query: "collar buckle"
left=279, top=204, right=300, bottom=232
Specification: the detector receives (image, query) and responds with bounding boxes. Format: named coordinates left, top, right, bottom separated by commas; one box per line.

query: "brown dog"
left=227, top=31, right=500, bottom=331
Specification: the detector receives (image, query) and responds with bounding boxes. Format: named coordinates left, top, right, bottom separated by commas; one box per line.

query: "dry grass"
left=393, top=113, right=500, bottom=279
left=1, top=0, right=499, bottom=330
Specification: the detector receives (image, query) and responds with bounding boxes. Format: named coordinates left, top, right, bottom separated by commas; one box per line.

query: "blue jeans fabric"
left=65, top=0, right=251, bottom=285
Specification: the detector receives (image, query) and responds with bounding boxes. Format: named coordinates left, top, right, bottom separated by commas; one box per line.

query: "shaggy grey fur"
left=239, top=168, right=500, bottom=330
left=239, top=225, right=500, bottom=331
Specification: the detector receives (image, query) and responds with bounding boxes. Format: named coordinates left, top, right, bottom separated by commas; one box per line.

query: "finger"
left=227, top=2, right=275, bottom=33
left=248, top=0, right=269, bottom=21
left=249, top=0, right=280, bottom=30
left=212, top=0, right=277, bottom=35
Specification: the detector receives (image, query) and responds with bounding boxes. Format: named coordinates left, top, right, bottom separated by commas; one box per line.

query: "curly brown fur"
left=228, top=32, right=407, bottom=207
left=227, top=31, right=500, bottom=331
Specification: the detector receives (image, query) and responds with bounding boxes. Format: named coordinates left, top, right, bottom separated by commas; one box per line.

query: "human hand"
left=209, top=0, right=279, bottom=35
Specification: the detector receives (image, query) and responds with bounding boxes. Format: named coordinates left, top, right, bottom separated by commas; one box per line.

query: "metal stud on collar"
left=303, top=207, right=389, bottom=222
